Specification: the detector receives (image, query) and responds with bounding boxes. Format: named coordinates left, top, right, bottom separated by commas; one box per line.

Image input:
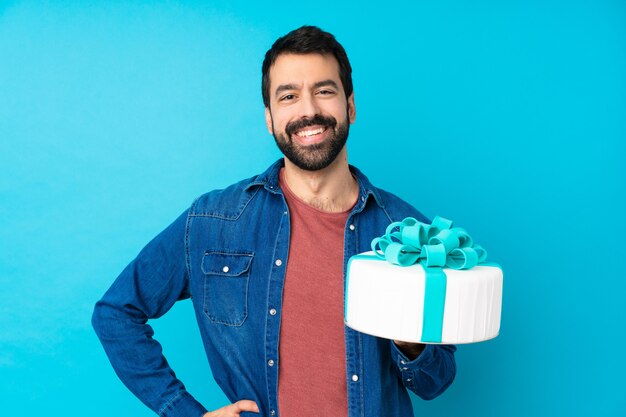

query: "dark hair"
left=261, top=25, right=353, bottom=108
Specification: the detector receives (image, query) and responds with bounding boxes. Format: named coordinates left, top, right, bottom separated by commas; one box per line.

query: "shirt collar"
left=246, top=159, right=385, bottom=210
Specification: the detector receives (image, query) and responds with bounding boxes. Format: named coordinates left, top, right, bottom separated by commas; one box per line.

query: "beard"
left=271, top=112, right=350, bottom=171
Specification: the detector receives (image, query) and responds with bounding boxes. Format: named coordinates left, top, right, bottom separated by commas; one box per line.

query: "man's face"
left=265, top=53, right=356, bottom=171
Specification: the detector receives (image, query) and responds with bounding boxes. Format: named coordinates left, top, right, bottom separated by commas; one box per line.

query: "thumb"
left=233, top=400, right=260, bottom=414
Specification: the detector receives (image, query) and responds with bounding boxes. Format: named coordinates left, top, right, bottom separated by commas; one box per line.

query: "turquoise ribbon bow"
left=371, top=216, right=487, bottom=342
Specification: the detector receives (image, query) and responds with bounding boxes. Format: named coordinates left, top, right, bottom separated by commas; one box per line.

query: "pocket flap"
left=201, top=251, right=253, bottom=276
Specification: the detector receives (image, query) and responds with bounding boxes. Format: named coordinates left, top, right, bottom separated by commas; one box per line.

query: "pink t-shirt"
left=277, top=169, right=353, bottom=417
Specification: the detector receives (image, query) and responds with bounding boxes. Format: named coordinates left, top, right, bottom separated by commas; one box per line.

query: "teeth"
left=296, top=127, right=325, bottom=137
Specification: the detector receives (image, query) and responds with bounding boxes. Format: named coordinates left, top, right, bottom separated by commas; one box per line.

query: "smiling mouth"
left=295, top=127, right=327, bottom=137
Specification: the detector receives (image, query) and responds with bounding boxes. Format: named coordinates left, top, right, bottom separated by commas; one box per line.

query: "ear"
left=347, top=93, right=356, bottom=124
left=265, top=107, right=274, bottom=134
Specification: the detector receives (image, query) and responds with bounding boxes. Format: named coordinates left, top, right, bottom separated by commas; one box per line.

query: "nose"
left=298, top=91, right=320, bottom=119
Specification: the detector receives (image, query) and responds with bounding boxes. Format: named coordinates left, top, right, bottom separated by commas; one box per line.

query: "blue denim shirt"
left=92, top=159, right=456, bottom=417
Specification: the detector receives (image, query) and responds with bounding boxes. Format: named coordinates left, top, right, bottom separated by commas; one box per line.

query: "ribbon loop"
left=452, top=227, right=473, bottom=248
left=372, top=216, right=487, bottom=270
left=402, top=223, right=429, bottom=247
left=428, top=228, right=460, bottom=253
left=446, top=247, right=478, bottom=269
left=422, top=244, right=447, bottom=267
left=431, top=216, right=453, bottom=231
left=473, top=244, right=488, bottom=263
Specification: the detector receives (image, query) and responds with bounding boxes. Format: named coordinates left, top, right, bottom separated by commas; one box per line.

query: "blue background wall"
left=1, top=1, right=625, bottom=416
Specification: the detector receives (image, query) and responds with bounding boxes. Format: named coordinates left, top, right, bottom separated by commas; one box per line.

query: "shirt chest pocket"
left=201, top=251, right=254, bottom=326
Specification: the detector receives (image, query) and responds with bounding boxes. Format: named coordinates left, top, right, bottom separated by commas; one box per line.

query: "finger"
left=233, top=400, right=260, bottom=413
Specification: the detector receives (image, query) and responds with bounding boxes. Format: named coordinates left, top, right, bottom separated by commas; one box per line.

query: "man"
left=92, top=26, right=456, bottom=417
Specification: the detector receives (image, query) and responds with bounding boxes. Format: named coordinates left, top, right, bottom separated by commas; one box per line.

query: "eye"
left=280, top=94, right=296, bottom=102
left=317, top=89, right=335, bottom=96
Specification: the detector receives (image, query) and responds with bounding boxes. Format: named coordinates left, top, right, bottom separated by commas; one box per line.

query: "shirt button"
left=361, top=196, right=365, bottom=202
left=406, top=378, right=412, bottom=382
left=268, top=359, right=275, bottom=367
left=270, top=410, right=276, bottom=416
left=351, top=374, right=359, bottom=382
left=400, top=360, right=406, bottom=365
left=275, top=259, right=283, bottom=267
left=269, top=308, right=277, bottom=316
left=402, top=367, right=408, bottom=370
left=283, top=211, right=288, bottom=215
left=222, top=266, right=229, bottom=273
left=349, top=224, right=355, bottom=231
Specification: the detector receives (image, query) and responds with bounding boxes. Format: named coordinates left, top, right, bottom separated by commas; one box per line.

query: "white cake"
left=345, top=252, right=503, bottom=344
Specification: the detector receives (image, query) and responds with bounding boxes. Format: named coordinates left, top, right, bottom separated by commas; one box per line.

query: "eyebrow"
left=313, top=79, right=339, bottom=90
left=274, top=79, right=340, bottom=98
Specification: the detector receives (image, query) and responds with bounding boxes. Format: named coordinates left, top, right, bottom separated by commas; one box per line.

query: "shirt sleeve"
left=389, top=341, right=457, bottom=400
left=91, top=209, right=208, bottom=417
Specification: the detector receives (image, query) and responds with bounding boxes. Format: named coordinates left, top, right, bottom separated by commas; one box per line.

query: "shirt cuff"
left=390, top=341, right=436, bottom=368
left=390, top=341, right=437, bottom=391
left=158, top=390, right=208, bottom=417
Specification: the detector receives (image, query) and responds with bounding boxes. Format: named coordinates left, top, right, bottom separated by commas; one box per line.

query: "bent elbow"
left=418, top=376, right=455, bottom=401
left=91, top=300, right=106, bottom=338
left=91, top=299, right=122, bottom=340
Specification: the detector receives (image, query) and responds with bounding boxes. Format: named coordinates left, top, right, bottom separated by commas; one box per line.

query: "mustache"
left=285, top=114, right=337, bottom=136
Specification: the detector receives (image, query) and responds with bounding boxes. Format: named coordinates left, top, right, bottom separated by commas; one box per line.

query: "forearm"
left=92, top=300, right=207, bottom=416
